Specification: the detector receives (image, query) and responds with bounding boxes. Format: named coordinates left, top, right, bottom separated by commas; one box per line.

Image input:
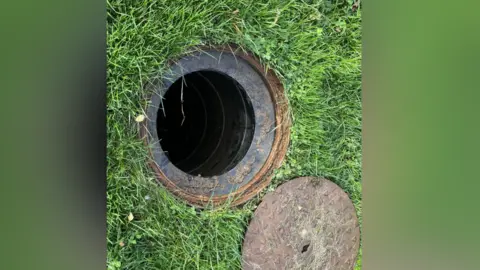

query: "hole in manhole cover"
left=140, top=45, right=290, bottom=207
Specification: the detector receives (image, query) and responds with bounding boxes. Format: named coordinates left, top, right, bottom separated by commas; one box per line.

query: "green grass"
left=107, top=0, right=361, bottom=269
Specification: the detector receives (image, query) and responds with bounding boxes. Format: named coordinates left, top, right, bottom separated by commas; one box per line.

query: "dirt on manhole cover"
left=242, top=177, right=360, bottom=270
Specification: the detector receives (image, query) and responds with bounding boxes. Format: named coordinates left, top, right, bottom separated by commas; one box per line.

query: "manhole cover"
left=242, top=177, right=360, bottom=270
left=140, top=45, right=290, bottom=207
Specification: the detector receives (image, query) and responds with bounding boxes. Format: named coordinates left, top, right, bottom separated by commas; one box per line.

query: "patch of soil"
left=242, top=177, right=360, bottom=270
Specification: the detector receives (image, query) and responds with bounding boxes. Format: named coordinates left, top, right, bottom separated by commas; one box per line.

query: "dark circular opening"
left=157, top=70, right=255, bottom=177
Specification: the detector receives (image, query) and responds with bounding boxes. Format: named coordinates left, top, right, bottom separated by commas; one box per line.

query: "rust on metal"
left=139, top=44, right=290, bottom=207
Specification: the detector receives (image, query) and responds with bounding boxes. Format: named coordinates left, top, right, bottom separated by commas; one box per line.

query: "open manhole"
left=140, top=45, right=290, bottom=206
left=242, top=177, right=360, bottom=270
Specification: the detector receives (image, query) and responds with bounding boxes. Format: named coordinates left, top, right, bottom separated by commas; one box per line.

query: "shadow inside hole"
left=301, top=243, right=310, bottom=253
left=157, top=70, right=255, bottom=177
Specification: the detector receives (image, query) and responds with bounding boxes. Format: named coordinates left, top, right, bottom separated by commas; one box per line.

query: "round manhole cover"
left=242, top=177, right=360, bottom=270
left=140, top=45, right=290, bottom=207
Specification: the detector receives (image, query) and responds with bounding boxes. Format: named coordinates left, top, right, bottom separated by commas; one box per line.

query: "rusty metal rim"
left=139, top=44, right=291, bottom=207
